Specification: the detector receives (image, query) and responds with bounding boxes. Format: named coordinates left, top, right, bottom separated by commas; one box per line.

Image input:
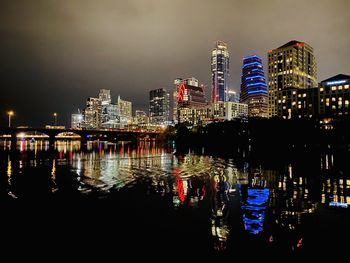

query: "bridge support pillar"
left=49, top=135, right=56, bottom=151
left=10, top=132, right=17, bottom=151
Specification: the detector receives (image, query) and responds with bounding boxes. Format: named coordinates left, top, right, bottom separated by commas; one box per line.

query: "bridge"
left=0, top=126, right=162, bottom=151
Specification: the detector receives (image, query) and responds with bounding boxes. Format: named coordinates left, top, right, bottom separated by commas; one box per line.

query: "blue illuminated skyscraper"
left=211, top=41, right=229, bottom=103
left=240, top=55, right=268, bottom=118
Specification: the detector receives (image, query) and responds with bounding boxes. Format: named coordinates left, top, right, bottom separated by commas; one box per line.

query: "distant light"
left=326, top=80, right=347, bottom=86
left=329, top=201, right=348, bottom=208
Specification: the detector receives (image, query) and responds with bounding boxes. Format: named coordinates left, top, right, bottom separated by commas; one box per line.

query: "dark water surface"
left=1, top=140, right=349, bottom=259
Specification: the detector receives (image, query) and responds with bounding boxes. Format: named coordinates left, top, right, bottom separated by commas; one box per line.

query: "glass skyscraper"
left=240, top=55, right=268, bottom=118
left=211, top=41, right=229, bottom=103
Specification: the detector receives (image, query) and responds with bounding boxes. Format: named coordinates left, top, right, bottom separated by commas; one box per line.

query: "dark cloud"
left=1, top=0, right=349, bottom=126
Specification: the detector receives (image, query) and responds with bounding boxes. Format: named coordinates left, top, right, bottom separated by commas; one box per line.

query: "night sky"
left=1, top=0, right=350, bottom=127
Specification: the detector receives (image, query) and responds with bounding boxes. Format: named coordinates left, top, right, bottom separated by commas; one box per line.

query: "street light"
left=7, top=111, right=14, bottom=128
left=53, top=112, right=57, bottom=126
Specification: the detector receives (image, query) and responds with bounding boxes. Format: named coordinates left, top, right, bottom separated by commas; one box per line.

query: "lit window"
left=292, top=91, right=296, bottom=95
left=338, top=86, right=343, bottom=90
left=345, top=85, right=349, bottom=89
left=303, top=93, right=306, bottom=97
left=345, top=100, right=349, bottom=105
left=331, top=86, right=337, bottom=91
left=320, top=88, right=324, bottom=92
left=292, top=102, right=296, bottom=106
left=332, top=97, right=336, bottom=102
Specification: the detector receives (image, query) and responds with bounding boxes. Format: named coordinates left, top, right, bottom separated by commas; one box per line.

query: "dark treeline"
left=167, top=118, right=350, bottom=155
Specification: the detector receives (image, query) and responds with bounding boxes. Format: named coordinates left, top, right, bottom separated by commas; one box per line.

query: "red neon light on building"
left=177, top=83, right=186, bottom=102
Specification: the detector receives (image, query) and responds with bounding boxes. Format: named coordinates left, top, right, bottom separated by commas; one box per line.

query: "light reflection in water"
left=0, top=139, right=349, bottom=255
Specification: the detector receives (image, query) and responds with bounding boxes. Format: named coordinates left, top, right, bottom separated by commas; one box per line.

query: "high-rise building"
left=99, top=89, right=111, bottom=105
left=211, top=41, right=230, bottom=103
left=101, top=104, right=119, bottom=128
left=149, top=88, right=170, bottom=125
left=277, top=87, right=319, bottom=119
left=268, top=40, right=317, bottom=118
left=135, top=110, right=148, bottom=125
left=83, top=97, right=101, bottom=129
left=173, top=77, right=199, bottom=123
left=240, top=55, right=268, bottom=118
left=319, top=74, right=350, bottom=118
left=117, top=96, right=132, bottom=125
left=71, top=112, right=83, bottom=129
left=175, top=78, right=207, bottom=125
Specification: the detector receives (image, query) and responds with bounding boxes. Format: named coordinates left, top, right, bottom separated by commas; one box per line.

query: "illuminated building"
left=83, top=97, right=101, bottom=129
left=210, top=101, right=248, bottom=121
left=173, top=77, right=199, bottom=123
left=277, top=87, right=319, bottom=119
left=101, top=104, right=119, bottom=128
left=211, top=41, right=230, bottom=103
left=117, top=96, right=132, bottom=126
left=149, top=88, right=170, bottom=125
left=268, top=40, right=317, bottom=118
left=71, top=112, right=83, bottom=129
left=227, top=89, right=239, bottom=102
left=98, top=89, right=111, bottom=105
left=175, top=78, right=207, bottom=125
left=240, top=55, right=268, bottom=118
left=319, top=74, right=350, bottom=117
left=134, top=110, right=148, bottom=125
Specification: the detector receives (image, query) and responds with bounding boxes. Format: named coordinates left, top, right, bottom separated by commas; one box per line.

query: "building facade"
left=149, top=88, right=170, bottom=125
left=268, top=40, right=317, bottom=118
left=71, top=112, right=83, bottom=129
left=117, top=96, right=132, bottom=126
left=227, top=90, right=239, bottom=102
left=210, top=101, right=248, bottom=121
left=175, top=78, right=207, bottom=125
left=240, top=55, right=268, bottom=118
left=211, top=41, right=230, bottom=103
left=277, top=87, right=319, bottom=119
left=319, top=74, right=350, bottom=117
left=83, top=97, right=101, bottom=129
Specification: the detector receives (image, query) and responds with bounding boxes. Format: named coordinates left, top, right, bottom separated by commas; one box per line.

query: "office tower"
left=117, top=96, right=132, bottom=125
left=211, top=41, right=230, bottom=103
left=268, top=40, right=317, bottom=118
left=319, top=74, right=350, bottom=118
left=71, top=112, right=83, bottom=129
left=98, top=89, right=111, bottom=105
left=240, top=55, right=268, bottom=118
left=173, top=77, right=199, bottom=123
left=175, top=78, right=207, bottom=125
left=83, top=97, right=101, bottom=129
left=135, top=110, right=148, bottom=125
left=149, top=88, right=170, bottom=125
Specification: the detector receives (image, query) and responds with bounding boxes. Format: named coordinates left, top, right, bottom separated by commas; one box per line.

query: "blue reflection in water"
left=240, top=187, right=270, bottom=234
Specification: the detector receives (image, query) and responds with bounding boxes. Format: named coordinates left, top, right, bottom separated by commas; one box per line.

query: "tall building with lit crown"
left=211, top=41, right=230, bottom=103
left=149, top=88, right=170, bottom=125
left=240, top=55, right=268, bottom=118
left=268, top=40, right=317, bottom=118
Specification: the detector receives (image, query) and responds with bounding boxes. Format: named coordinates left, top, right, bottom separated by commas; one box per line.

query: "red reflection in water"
left=173, top=168, right=185, bottom=203
left=69, top=151, right=73, bottom=160
left=59, top=151, right=63, bottom=160
left=119, top=147, right=123, bottom=156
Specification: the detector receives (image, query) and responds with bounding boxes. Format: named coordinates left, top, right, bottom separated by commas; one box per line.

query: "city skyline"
left=1, top=0, right=350, bottom=126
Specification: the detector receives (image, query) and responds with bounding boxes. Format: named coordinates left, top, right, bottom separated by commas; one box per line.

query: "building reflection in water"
left=210, top=171, right=231, bottom=251
left=265, top=164, right=318, bottom=252
left=1, top=138, right=349, bottom=255
left=239, top=168, right=269, bottom=235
